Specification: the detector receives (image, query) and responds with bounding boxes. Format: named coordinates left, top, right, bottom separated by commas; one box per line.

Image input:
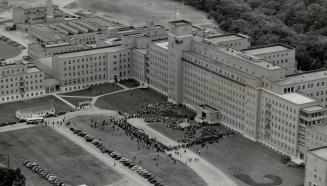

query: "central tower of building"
left=167, top=20, right=192, bottom=104
left=46, top=0, right=54, bottom=22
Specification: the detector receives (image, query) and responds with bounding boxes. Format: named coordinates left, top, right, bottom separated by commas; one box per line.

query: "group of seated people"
left=112, top=118, right=170, bottom=152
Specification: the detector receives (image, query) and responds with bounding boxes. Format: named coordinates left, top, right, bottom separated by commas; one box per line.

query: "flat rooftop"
left=278, top=70, right=327, bottom=86
left=310, top=146, right=327, bottom=161
left=27, top=67, right=40, bottom=73
left=30, top=25, right=61, bottom=41
left=56, top=45, right=124, bottom=58
left=30, top=17, right=123, bottom=40
left=155, top=41, right=168, bottom=50
left=279, top=93, right=316, bottom=105
left=243, top=44, right=292, bottom=55
left=17, top=104, right=54, bottom=114
left=303, top=106, right=325, bottom=113
left=206, top=34, right=246, bottom=43
left=199, top=38, right=283, bottom=71
left=263, top=88, right=316, bottom=105
left=44, top=42, right=71, bottom=48
left=185, top=52, right=260, bottom=81
left=39, top=57, right=53, bottom=69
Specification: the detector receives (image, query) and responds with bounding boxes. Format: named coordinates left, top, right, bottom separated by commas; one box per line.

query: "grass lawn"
left=69, top=115, right=207, bottom=186
left=60, top=96, right=93, bottom=107
left=61, top=83, right=123, bottom=97
left=119, top=79, right=140, bottom=88
left=0, top=95, right=72, bottom=124
left=149, top=123, right=185, bottom=141
left=95, top=88, right=167, bottom=114
left=0, top=40, right=21, bottom=59
left=0, top=126, right=122, bottom=186
left=148, top=123, right=304, bottom=186
left=189, top=136, right=305, bottom=186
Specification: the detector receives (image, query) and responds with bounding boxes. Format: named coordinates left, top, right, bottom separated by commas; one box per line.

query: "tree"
left=0, top=168, right=25, bottom=186
left=228, top=19, right=250, bottom=33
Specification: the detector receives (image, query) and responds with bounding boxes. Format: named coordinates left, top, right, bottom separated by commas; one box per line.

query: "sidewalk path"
left=91, top=87, right=139, bottom=107
left=128, top=118, right=237, bottom=186
left=0, top=123, right=35, bottom=133
left=53, top=94, right=76, bottom=109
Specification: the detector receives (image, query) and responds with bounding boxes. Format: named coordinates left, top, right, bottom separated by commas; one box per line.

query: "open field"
left=68, top=0, right=214, bottom=27
left=13, top=0, right=218, bottom=30
left=95, top=88, right=167, bottom=114
left=0, top=40, right=21, bottom=59
left=60, top=96, right=93, bottom=107
left=61, top=83, right=123, bottom=97
left=149, top=123, right=304, bottom=186
left=0, top=95, right=72, bottom=123
left=0, top=126, right=122, bottom=186
left=69, top=115, right=207, bottom=186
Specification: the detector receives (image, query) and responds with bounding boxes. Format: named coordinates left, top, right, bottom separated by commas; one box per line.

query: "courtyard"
left=60, top=96, right=93, bottom=107
left=0, top=126, right=122, bottom=186
left=0, top=95, right=72, bottom=124
left=61, top=83, right=123, bottom=97
left=95, top=88, right=167, bottom=114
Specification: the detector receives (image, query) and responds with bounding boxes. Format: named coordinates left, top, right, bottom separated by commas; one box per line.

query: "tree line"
left=178, top=0, right=327, bottom=71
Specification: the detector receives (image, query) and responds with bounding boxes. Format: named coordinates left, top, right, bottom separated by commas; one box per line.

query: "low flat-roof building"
left=195, top=104, right=221, bottom=124
left=16, top=104, right=55, bottom=119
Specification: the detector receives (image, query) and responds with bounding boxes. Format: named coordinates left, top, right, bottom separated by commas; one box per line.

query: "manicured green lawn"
left=149, top=123, right=304, bottom=186
left=61, top=83, right=123, bottom=97
left=0, top=126, right=122, bottom=186
left=95, top=88, right=167, bottom=114
left=0, top=95, right=72, bottom=124
left=69, top=115, right=207, bottom=186
left=190, top=135, right=304, bottom=186
left=0, top=40, right=21, bottom=59
left=60, top=96, right=93, bottom=107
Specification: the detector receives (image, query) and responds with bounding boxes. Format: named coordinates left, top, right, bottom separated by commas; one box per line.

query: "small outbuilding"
left=195, top=104, right=221, bottom=124
left=16, top=104, right=55, bottom=120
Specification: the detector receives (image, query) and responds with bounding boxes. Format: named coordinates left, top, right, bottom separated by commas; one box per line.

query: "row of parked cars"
left=23, top=160, right=70, bottom=186
left=0, top=35, right=25, bottom=49
left=0, top=121, right=18, bottom=127
left=69, top=127, right=165, bottom=186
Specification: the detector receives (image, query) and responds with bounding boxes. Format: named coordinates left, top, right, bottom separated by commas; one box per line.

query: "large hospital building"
left=20, top=19, right=327, bottom=161
left=7, top=0, right=327, bottom=165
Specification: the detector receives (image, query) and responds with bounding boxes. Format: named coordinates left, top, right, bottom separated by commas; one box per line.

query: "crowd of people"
left=130, top=101, right=236, bottom=149
left=112, top=118, right=170, bottom=152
